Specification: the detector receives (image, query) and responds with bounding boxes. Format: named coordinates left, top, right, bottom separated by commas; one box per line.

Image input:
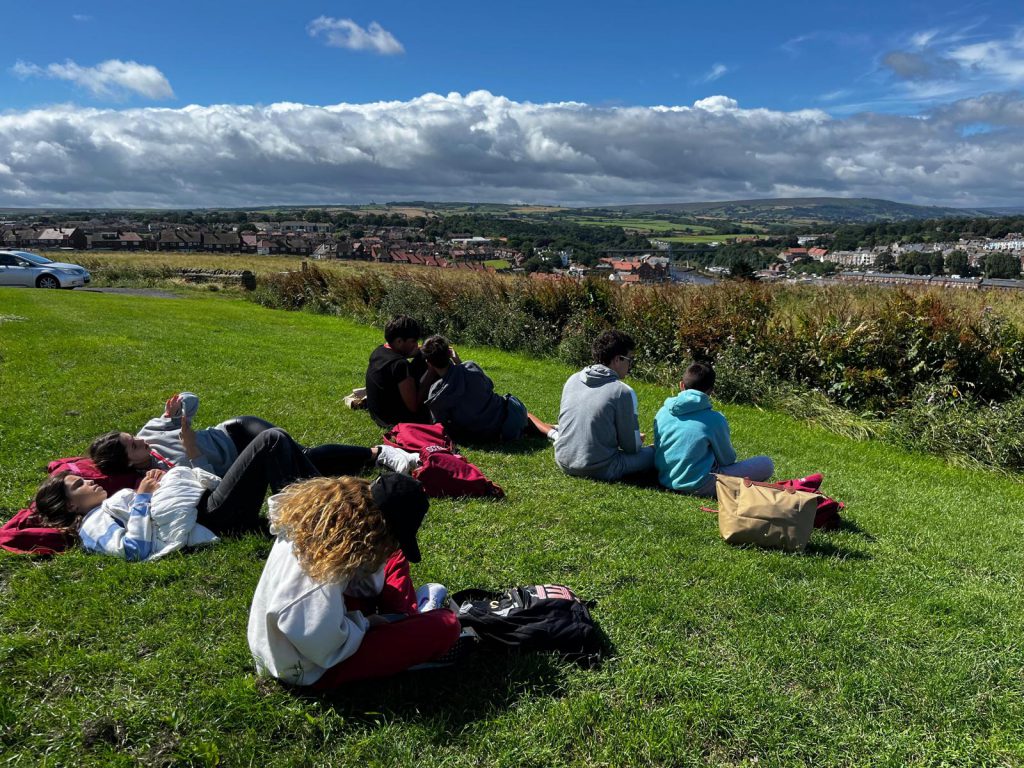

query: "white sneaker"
left=416, top=582, right=448, bottom=612
left=376, top=445, right=420, bottom=475
left=546, top=427, right=560, bottom=442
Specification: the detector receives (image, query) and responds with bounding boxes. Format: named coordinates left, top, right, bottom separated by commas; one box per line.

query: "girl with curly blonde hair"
left=247, top=473, right=461, bottom=688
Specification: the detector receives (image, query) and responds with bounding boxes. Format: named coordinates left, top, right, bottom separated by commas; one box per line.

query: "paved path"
left=81, top=287, right=181, bottom=298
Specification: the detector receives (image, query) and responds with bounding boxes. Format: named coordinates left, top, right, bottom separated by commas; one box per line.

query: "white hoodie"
left=247, top=494, right=385, bottom=686
left=78, top=466, right=220, bottom=561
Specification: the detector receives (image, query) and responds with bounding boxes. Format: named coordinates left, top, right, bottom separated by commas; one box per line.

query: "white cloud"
left=12, top=59, right=173, bottom=100
left=948, top=31, right=1024, bottom=83
left=910, top=29, right=939, bottom=49
left=0, top=90, right=1023, bottom=208
left=307, top=16, right=404, bottom=55
left=701, top=63, right=729, bottom=83
left=883, top=28, right=1024, bottom=86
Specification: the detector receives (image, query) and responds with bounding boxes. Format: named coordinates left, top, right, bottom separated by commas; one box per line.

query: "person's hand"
left=138, top=469, right=165, bottom=494
left=163, top=394, right=183, bottom=418
left=449, top=346, right=462, bottom=365
left=640, top=432, right=647, bottom=445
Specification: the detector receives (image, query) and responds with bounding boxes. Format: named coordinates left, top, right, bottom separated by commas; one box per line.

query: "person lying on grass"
left=248, top=473, right=461, bottom=688
left=653, top=362, right=774, bottom=496
left=34, top=428, right=420, bottom=559
left=88, top=391, right=419, bottom=479
left=421, top=334, right=557, bottom=443
left=554, top=329, right=655, bottom=482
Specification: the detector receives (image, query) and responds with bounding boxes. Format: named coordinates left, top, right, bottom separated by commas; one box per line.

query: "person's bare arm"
left=179, top=412, right=203, bottom=461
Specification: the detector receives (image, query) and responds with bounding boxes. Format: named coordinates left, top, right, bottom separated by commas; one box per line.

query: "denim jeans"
left=694, top=455, right=775, bottom=498
left=198, top=428, right=321, bottom=536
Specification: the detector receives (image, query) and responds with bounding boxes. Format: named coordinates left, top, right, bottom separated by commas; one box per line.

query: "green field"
left=483, top=259, right=512, bottom=270
left=3, top=288, right=1024, bottom=766
left=654, top=234, right=753, bottom=244
left=562, top=216, right=719, bottom=234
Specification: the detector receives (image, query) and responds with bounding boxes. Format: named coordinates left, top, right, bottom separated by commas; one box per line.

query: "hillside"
left=600, top=196, right=991, bottom=224
left=3, top=287, right=1024, bottom=766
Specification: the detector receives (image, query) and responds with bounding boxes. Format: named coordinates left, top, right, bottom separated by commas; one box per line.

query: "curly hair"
left=270, top=476, right=396, bottom=585
left=592, top=329, right=635, bottom=366
left=421, top=334, right=452, bottom=368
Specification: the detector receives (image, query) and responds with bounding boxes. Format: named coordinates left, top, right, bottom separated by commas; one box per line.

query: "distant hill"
left=598, top=197, right=993, bottom=224
left=978, top=206, right=1024, bottom=216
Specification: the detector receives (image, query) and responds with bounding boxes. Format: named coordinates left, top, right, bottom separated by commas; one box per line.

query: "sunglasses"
left=619, top=355, right=635, bottom=366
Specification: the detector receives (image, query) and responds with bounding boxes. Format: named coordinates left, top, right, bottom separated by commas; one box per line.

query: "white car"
left=0, top=250, right=91, bottom=289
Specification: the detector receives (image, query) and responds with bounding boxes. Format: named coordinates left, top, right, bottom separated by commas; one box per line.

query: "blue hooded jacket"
left=653, top=389, right=737, bottom=491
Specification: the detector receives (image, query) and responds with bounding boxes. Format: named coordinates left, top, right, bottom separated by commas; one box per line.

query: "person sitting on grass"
left=554, top=329, right=654, bottom=482
left=365, top=315, right=433, bottom=429
left=89, top=391, right=419, bottom=479
left=35, top=427, right=425, bottom=560
left=653, top=362, right=774, bottom=496
left=247, top=473, right=462, bottom=688
left=421, top=334, right=557, bottom=443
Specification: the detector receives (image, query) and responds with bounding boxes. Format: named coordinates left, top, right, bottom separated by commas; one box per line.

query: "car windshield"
left=15, top=252, right=53, bottom=265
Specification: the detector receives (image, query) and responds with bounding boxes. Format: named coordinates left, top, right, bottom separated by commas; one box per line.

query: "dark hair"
left=592, top=330, right=635, bottom=366
left=385, top=315, right=422, bottom=345
left=421, top=335, right=452, bottom=368
left=89, top=430, right=131, bottom=474
left=33, top=471, right=81, bottom=530
left=682, top=362, right=716, bottom=393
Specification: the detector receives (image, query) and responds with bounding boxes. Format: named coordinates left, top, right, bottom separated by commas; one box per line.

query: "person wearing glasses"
left=554, top=330, right=655, bottom=481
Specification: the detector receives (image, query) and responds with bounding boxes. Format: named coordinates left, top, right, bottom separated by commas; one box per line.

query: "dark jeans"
left=197, top=428, right=319, bottom=537
left=220, top=416, right=373, bottom=477
left=220, top=416, right=275, bottom=454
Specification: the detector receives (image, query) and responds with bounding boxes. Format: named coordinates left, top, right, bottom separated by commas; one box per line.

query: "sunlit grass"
left=2, top=288, right=1024, bottom=766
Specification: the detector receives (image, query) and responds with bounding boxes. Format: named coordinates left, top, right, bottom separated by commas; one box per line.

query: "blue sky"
left=2, top=1, right=1024, bottom=207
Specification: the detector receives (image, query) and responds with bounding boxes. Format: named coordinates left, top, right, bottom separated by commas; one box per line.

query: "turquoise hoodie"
left=653, top=389, right=737, bottom=491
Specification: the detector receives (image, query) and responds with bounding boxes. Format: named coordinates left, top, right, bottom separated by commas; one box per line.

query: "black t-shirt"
left=365, top=345, right=428, bottom=428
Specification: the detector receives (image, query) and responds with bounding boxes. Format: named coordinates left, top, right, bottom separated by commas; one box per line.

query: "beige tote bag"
left=715, top=475, right=818, bottom=551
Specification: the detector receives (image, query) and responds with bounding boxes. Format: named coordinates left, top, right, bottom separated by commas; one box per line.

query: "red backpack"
left=413, top=445, right=504, bottom=499
left=771, top=473, right=844, bottom=531
left=1, top=458, right=139, bottom=556
left=382, top=423, right=455, bottom=453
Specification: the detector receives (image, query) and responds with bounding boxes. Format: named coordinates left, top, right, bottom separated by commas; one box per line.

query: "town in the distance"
left=4, top=195, right=1024, bottom=290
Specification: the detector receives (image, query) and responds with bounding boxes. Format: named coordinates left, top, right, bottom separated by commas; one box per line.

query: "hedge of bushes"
left=252, top=266, right=1024, bottom=473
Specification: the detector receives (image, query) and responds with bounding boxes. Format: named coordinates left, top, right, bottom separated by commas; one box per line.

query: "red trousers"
left=312, top=551, right=460, bottom=689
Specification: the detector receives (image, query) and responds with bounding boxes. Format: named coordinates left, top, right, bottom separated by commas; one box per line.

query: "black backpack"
left=451, top=584, right=605, bottom=667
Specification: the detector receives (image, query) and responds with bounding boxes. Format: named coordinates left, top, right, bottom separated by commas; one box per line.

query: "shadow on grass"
left=305, top=650, right=588, bottom=727
left=836, top=516, right=876, bottom=541
left=457, top=434, right=553, bottom=457
left=803, top=539, right=872, bottom=560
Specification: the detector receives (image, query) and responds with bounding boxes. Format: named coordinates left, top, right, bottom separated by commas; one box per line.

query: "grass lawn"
left=2, top=287, right=1024, bottom=766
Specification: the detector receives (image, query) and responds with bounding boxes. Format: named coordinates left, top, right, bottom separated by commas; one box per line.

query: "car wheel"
left=36, top=274, right=61, bottom=289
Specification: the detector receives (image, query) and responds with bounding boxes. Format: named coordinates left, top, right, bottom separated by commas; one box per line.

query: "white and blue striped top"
left=79, top=491, right=155, bottom=561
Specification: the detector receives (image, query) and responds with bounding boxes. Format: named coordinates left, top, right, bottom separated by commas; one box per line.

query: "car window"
left=0, top=254, right=20, bottom=266
left=17, top=252, right=52, bottom=265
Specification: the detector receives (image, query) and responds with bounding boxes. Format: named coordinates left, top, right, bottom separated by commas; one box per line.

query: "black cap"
left=370, top=473, right=428, bottom=563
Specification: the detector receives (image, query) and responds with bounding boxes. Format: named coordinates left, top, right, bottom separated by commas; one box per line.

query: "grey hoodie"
left=554, top=365, right=643, bottom=477
left=137, top=392, right=238, bottom=476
